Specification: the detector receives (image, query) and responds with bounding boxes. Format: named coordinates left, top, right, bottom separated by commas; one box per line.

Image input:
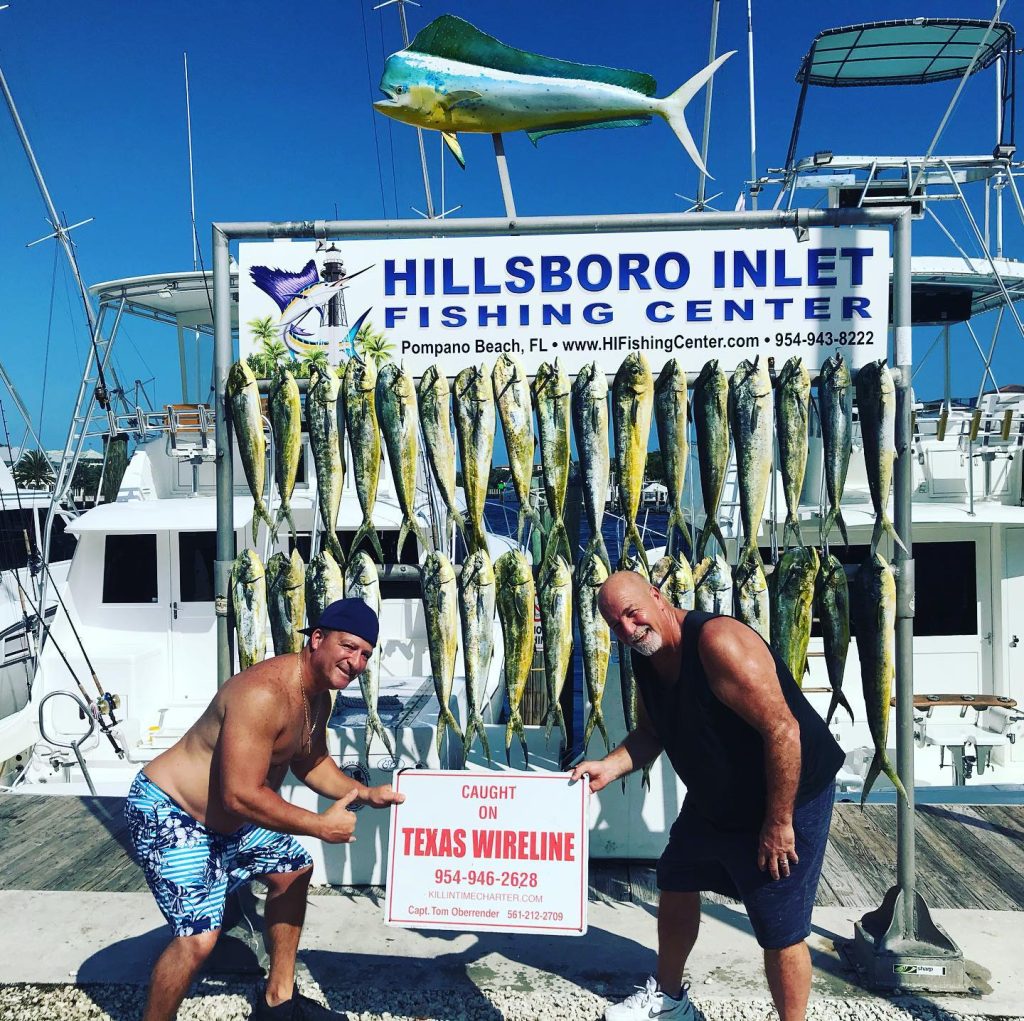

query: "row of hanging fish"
left=229, top=351, right=901, bottom=576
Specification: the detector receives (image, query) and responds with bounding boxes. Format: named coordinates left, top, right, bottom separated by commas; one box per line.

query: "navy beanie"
left=300, top=598, right=379, bottom=646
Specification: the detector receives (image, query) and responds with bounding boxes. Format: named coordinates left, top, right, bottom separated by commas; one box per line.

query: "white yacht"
left=3, top=15, right=1024, bottom=888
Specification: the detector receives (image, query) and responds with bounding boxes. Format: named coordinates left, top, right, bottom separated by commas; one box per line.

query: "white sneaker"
left=604, top=976, right=695, bottom=1020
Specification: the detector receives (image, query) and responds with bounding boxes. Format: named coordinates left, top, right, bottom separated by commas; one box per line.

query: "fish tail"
left=462, top=714, right=489, bottom=768
left=543, top=517, right=571, bottom=567
left=505, top=710, right=528, bottom=768
left=640, top=763, right=653, bottom=792
left=619, top=521, right=650, bottom=573
left=825, top=689, right=855, bottom=727
left=325, top=531, right=346, bottom=570
left=698, top=516, right=727, bottom=560
left=783, top=515, right=803, bottom=549
left=368, top=711, right=396, bottom=762
left=435, top=706, right=463, bottom=758
left=660, top=50, right=735, bottom=177
left=884, top=515, right=909, bottom=554
left=860, top=755, right=882, bottom=808
left=861, top=749, right=908, bottom=806
left=350, top=518, right=383, bottom=561
left=836, top=509, right=850, bottom=548
left=543, top=701, right=567, bottom=748
left=667, top=508, right=694, bottom=562
left=462, top=711, right=491, bottom=766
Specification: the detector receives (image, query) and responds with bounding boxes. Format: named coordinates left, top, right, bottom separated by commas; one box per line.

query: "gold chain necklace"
left=297, top=653, right=317, bottom=754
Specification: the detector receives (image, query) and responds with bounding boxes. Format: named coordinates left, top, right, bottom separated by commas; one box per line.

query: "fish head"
left=373, top=54, right=440, bottom=126
left=575, top=551, right=609, bottom=591
left=540, top=554, right=572, bottom=594
left=345, top=551, right=379, bottom=595
left=615, top=353, right=653, bottom=397
left=779, top=356, right=810, bottom=393
left=492, top=352, right=524, bottom=392
left=265, top=552, right=287, bottom=587
left=650, top=556, right=673, bottom=589
left=495, top=550, right=532, bottom=590
left=286, top=549, right=306, bottom=588
left=821, top=352, right=849, bottom=390
left=233, top=548, right=264, bottom=584
left=531, top=361, right=555, bottom=399
left=423, top=551, right=456, bottom=594
left=655, top=358, right=687, bottom=396
left=227, top=359, right=257, bottom=396
left=461, top=549, right=495, bottom=593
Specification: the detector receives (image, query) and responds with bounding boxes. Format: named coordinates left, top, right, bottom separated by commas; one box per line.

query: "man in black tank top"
left=571, top=571, right=844, bottom=1021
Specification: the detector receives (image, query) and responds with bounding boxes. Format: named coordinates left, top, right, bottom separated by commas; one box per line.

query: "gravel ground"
left=0, top=981, right=1021, bottom=1021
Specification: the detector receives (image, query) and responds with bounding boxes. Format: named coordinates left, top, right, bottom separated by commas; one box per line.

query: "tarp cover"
left=796, top=19, right=1013, bottom=87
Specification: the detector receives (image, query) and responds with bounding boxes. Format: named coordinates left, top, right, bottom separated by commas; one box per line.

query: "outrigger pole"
left=212, top=205, right=960, bottom=987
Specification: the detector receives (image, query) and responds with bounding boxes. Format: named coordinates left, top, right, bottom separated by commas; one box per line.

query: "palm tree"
left=301, top=348, right=329, bottom=376
left=248, top=316, right=277, bottom=348
left=13, top=449, right=55, bottom=490
left=355, top=322, right=395, bottom=367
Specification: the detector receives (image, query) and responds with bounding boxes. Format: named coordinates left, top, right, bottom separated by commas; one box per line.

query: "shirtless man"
left=572, top=572, right=843, bottom=1021
left=124, top=598, right=403, bottom=1021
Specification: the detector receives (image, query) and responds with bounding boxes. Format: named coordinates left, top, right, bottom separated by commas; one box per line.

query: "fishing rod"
left=0, top=400, right=123, bottom=757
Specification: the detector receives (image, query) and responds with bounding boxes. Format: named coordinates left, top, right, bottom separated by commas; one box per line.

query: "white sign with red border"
left=384, top=769, right=589, bottom=936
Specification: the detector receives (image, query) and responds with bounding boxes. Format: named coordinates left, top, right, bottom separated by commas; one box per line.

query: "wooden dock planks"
left=2, top=795, right=1023, bottom=909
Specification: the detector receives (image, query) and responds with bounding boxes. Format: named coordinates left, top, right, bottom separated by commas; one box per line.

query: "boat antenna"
left=184, top=51, right=202, bottom=403
left=374, top=0, right=436, bottom=218
left=0, top=61, right=111, bottom=413
left=695, top=0, right=722, bottom=210
left=746, top=0, right=759, bottom=210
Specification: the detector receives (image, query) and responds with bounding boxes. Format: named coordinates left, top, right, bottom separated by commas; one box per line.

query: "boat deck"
left=4, top=794, right=1024, bottom=910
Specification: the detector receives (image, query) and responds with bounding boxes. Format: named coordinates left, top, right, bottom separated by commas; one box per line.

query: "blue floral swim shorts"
left=124, top=771, right=313, bottom=937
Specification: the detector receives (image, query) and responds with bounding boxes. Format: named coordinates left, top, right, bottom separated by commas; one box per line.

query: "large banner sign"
left=384, top=770, right=589, bottom=936
left=239, top=228, right=889, bottom=376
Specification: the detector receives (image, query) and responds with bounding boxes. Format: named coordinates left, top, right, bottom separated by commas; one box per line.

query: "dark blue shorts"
left=124, top=771, right=313, bottom=937
left=656, top=782, right=835, bottom=949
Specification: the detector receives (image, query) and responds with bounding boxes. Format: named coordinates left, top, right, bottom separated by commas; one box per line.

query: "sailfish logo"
left=249, top=258, right=373, bottom=358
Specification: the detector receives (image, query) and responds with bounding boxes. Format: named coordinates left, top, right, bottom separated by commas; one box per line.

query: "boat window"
left=178, top=531, right=216, bottom=602
left=914, top=541, right=977, bottom=637
left=103, top=534, right=158, bottom=603
left=803, top=541, right=977, bottom=638
left=0, top=510, right=32, bottom=571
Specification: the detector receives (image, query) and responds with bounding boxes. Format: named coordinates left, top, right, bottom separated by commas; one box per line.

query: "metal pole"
left=943, top=324, right=951, bottom=405
left=213, top=226, right=235, bottom=685
left=391, top=0, right=435, bottom=220
left=746, top=0, right=758, bottom=210
left=492, top=134, right=518, bottom=219
left=696, top=0, right=721, bottom=209
left=892, top=211, right=915, bottom=938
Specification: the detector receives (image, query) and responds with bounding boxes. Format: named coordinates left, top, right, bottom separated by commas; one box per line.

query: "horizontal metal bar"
left=215, top=207, right=907, bottom=242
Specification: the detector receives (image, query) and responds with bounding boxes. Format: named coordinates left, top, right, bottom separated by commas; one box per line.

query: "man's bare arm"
left=218, top=686, right=357, bottom=843
left=291, top=701, right=404, bottom=809
left=698, top=618, right=802, bottom=879
left=571, top=686, right=663, bottom=792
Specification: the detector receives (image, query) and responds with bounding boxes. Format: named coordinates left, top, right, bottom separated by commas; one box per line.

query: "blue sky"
left=0, top=0, right=1018, bottom=450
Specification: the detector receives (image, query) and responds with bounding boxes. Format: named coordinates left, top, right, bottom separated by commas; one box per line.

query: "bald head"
left=599, top=569, right=679, bottom=657
left=598, top=570, right=657, bottom=617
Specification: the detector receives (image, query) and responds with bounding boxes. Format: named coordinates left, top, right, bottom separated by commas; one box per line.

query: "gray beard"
left=630, top=628, right=663, bottom=657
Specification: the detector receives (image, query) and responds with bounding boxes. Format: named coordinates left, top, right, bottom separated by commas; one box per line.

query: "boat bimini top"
left=784, top=18, right=1017, bottom=174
